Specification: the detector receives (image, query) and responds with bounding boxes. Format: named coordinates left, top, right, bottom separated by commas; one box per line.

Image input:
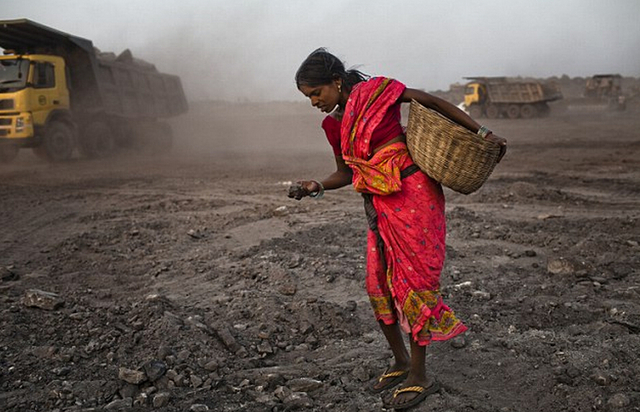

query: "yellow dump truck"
left=464, top=77, right=562, bottom=119
left=0, top=19, right=188, bottom=163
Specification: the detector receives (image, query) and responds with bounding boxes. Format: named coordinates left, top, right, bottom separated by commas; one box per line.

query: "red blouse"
left=321, top=101, right=403, bottom=157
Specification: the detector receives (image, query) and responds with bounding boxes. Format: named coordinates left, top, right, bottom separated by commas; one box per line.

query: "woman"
left=289, top=48, right=506, bottom=410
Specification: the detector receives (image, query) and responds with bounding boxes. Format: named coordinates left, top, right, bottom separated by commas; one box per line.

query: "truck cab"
left=1, top=53, right=70, bottom=137
left=0, top=53, right=72, bottom=161
left=463, top=82, right=486, bottom=118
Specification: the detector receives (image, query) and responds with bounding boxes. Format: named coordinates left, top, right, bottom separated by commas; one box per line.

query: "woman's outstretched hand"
left=288, top=180, right=321, bottom=200
left=486, top=133, right=507, bottom=163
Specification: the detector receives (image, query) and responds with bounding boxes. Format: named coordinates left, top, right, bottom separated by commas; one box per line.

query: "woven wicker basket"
left=406, top=100, right=501, bottom=195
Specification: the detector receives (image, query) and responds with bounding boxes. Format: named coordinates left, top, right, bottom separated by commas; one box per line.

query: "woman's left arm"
left=402, top=88, right=507, bottom=160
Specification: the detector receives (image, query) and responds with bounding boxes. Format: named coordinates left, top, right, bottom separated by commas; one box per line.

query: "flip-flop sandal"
left=386, top=382, right=440, bottom=410
left=368, top=369, right=409, bottom=394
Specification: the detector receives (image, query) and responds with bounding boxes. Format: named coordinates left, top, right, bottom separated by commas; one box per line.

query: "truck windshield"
left=0, top=59, right=29, bottom=91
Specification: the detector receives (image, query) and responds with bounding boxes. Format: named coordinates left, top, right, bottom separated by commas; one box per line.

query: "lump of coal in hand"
left=288, top=184, right=306, bottom=199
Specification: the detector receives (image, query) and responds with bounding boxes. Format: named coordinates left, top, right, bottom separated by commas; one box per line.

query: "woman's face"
left=298, top=81, right=342, bottom=113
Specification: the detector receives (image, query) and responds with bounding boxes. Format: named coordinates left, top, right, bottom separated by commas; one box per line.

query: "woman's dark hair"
left=295, top=48, right=368, bottom=92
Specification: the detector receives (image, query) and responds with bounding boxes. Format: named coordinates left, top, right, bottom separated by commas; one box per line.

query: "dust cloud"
left=166, top=100, right=333, bottom=174
left=3, top=0, right=640, bottom=102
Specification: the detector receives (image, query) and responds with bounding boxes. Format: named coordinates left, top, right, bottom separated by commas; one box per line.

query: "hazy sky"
left=3, top=0, right=639, bottom=102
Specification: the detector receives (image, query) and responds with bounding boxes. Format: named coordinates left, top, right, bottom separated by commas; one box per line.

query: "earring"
left=337, top=84, right=342, bottom=93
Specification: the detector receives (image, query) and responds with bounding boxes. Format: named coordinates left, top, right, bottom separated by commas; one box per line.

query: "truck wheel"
left=520, top=104, right=538, bottom=119
left=468, top=104, right=483, bottom=119
left=506, top=105, right=521, bottom=119
left=486, top=105, right=500, bottom=119
left=37, top=121, right=75, bottom=162
left=0, top=142, right=19, bottom=163
left=79, top=121, right=115, bottom=158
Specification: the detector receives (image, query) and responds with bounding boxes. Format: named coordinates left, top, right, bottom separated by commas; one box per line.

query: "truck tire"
left=34, top=121, right=75, bottom=162
left=468, top=104, right=483, bottom=119
left=506, top=105, right=521, bottom=119
left=520, top=104, right=538, bottom=119
left=0, top=142, right=19, bottom=163
left=485, top=105, right=500, bottom=119
left=79, top=121, right=115, bottom=159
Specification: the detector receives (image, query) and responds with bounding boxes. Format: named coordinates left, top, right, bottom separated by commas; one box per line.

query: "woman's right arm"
left=289, top=156, right=352, bottom=200
left=320, top=155, right=353, bottom=190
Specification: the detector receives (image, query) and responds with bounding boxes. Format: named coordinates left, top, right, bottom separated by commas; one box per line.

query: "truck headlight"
left=16, top=117, right=25, bottom=132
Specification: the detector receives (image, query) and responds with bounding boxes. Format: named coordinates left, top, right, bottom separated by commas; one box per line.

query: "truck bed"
left=487, top=82, right=562, bottom=104
left=95, top=51, right=188, bottom=119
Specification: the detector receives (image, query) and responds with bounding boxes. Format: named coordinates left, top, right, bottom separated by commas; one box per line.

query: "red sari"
left=337, top=77, right=467, bottom=346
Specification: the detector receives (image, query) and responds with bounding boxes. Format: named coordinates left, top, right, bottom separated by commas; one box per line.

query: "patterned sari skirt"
left=363, top=154, right=467, bottom=346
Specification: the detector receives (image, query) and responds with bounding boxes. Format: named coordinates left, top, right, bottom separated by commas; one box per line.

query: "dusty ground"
left=1, top=99, right=639, bottom=412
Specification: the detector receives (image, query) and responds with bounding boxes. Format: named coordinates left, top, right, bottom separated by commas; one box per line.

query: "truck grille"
left=0, top=99, right=15, bottom=110
left=0, top=118, right=11, bottom=126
